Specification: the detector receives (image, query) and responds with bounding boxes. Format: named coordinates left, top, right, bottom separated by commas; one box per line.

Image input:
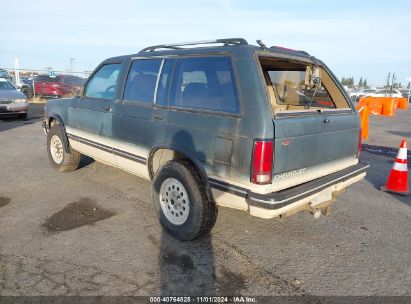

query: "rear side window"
left=170, top=56, right=239, bottom=113
left=156, top=59, right=175, bottom=106
left=123, top=59, right=162, bottom=103
left=85, top=64, right=121, bottom=99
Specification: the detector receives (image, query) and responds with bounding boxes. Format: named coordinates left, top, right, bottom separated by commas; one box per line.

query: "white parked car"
left=349, top=89, right=376, bottom=100
left=0, top=78, right=28, bottom=119
left=369, top=89, right=402, bottom=98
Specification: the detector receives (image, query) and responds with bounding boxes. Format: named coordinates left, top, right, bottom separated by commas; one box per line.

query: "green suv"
left=43, top=38, right=368, bottom=241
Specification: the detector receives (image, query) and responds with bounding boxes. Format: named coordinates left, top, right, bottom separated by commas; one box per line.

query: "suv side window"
left=123, top=59, right=162, bottom=103
left=85, top=64, right=121, bottom=99
left=170, top=56, right=239, bottom=113
left=156, top=59, right=176, bottom=106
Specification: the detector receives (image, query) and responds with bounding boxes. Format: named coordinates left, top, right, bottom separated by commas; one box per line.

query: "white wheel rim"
left=50, top=135, right=64, bottom=164
left=159, top=178, right=190, bottom=225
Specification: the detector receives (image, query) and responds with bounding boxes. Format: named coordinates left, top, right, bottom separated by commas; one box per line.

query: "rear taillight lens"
left=357, top=128, right=362, bottom=158
left=251, top=140, right=273, bottom=184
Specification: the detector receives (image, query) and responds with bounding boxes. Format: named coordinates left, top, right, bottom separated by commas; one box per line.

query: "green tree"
left=358, top=77, right=363, bottom=86
left=363, top=79, right=368, bottom=88
left=407, top=81, right=410, bottom=89
left=341, top=76, right=355, bottom=86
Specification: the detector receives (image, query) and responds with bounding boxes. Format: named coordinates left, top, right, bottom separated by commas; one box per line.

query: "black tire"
left=152, top=160, right=217, bottom=241
left=21, top=87, right=33, bottom=99
left=18, top=113, right=27, bottom=120
left=47, top=125, right=81, bottom=172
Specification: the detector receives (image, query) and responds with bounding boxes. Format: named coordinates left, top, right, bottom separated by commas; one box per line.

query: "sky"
left=1, top=0, right=410, bottom=85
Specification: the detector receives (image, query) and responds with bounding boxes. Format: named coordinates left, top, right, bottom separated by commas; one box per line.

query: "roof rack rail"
left=139, top=38, right=248, bottom=53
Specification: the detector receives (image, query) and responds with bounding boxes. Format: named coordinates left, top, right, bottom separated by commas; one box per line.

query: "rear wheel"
left=47, top=125, right=81, bottom=172
left=152, top=160, right=217, bottom=241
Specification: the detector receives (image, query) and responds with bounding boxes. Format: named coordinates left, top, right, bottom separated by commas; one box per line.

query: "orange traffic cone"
left=381, top=139, right=410, bottom=196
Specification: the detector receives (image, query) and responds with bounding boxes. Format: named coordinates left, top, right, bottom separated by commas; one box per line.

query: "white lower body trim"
left=66, top=127, right=150, bottom=180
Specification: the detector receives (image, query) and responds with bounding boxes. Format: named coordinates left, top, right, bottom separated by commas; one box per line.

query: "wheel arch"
left=148, top=145, right=213, bottom=202
left=48, top=114, right=70, bottom=153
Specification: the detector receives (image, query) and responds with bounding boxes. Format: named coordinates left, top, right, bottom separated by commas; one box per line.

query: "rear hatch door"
left=258, top=56, right=359, bottom=181
left=273, top=109, right=358, bottom=176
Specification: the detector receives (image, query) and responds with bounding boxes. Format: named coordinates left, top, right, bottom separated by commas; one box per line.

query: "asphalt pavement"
left=0, top=104, right=410, bottom=298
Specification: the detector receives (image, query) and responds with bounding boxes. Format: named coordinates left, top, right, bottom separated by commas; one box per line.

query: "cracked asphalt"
left=0, top=105, right=410, bottom=297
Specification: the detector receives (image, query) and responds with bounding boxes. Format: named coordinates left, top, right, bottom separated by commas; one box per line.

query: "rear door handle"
left=324, top=118, right=332, bottom=124
left=102, top=106, right=112, bottom=112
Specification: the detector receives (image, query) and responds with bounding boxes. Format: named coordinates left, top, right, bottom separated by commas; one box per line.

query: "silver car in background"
left=0, top=78, right=28, bottom=119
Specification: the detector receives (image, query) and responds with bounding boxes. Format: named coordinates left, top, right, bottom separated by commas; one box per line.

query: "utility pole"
left=14, top=58, right=20, bottom=85
left=70, top=58, right=75, bottom=74
left=389, top=73, right=396, bottom=96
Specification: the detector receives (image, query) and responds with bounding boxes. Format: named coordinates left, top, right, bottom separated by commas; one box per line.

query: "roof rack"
left=269, top=45, right=310, bottom=56
left=139, top=38, right=248, bottom=53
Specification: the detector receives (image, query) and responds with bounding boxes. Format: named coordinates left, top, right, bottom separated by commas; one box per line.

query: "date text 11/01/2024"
left=149, top=296, right=257, bottom=303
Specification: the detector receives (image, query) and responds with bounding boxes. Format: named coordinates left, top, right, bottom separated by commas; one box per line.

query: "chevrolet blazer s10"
left=43, top=38, right=368, bottom=241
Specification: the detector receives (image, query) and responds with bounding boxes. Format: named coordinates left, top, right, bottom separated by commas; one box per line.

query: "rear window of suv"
left=267, top=69, right=335, bottom=109
left=260, top=57, right=350, bottom=113
left=170, top=56, right=239, bottom=114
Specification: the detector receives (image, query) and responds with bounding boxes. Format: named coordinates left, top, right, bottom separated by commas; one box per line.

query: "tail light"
left=357, top=128, right=362, bottom=158
left=251, top=140, right=273, bottom=184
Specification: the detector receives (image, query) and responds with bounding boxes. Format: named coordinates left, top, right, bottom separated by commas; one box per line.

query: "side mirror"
left=305, top=66, right=321, bottom=88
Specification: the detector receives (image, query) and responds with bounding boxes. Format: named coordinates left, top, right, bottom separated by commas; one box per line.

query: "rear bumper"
left=247, top=161, right=369, bottom=209
left=210, top=161, right=369, bottom=219
left=0, top=103, right=29, bottom=114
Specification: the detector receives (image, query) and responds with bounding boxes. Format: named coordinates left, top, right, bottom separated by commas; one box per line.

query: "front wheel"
left=152, top=160, right=217, bottom=241
left=47, top=125, right=81, bottom=172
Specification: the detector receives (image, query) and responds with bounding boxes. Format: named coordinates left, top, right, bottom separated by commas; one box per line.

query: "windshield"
left=0, top=79, right=15, bottom=90
left=0, top=70, right=10, bottom=79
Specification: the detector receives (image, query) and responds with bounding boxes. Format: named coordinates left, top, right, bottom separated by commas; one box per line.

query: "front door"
left=68, top=63, right=122, bottom=165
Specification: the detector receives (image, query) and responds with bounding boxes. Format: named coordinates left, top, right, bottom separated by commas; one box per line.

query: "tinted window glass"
left=85, top=64, right=121, bottom=99
left=156, top=59, right=175, bottom=106
left=124, top=59, right=162, bottom=103
left=170, top=57, right=239, bottom=113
